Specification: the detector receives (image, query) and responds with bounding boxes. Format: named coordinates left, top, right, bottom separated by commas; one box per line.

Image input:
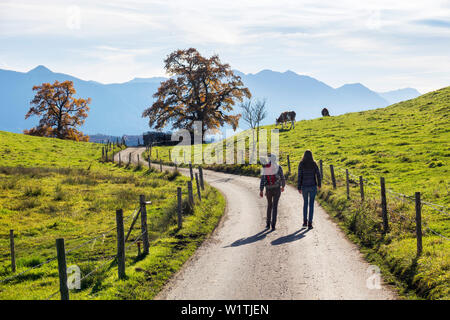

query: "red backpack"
left=263, top=163, right=279, bottom=187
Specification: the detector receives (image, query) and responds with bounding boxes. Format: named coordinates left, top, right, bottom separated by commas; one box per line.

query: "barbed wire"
left=62, top=206, right=140, bottom=255
left=0, top=255, right=58, bottom=284
left=1, top=205, right=140, bottom=285
left=425, top=226, right=450, bottom=241
left=330, top=162, right=449, bottom=217
left=45, top=290, right=60, bottom=301
left=78, top=254, right=117, bottom=284
left=125, top=230, right=147, bottom=252
left=421, top=202, right=450, bottom=218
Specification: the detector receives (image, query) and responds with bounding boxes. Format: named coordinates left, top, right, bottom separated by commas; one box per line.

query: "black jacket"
left=297, top=162, right=321, bottom=189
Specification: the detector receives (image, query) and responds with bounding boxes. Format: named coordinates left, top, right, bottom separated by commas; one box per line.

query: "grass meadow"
left=143, top=87, right=450, bottom=299
left=0, top=131, right=225, bottom=299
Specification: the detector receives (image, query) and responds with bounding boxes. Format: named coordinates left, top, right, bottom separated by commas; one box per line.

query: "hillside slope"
left=147, top=86, right=450, bottom=299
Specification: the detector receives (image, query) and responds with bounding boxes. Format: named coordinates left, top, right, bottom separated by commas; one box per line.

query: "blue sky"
left=0, top=0, right=449, bottom=93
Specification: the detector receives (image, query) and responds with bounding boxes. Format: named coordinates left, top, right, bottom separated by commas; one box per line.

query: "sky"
left=0, top=0, right=449, bottom=93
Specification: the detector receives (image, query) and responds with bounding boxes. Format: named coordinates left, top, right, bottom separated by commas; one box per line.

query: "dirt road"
left=116, top=147, right=396, bottom=300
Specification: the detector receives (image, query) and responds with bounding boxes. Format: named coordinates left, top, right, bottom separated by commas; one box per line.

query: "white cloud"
left=0, top=0, right=449, bottom=92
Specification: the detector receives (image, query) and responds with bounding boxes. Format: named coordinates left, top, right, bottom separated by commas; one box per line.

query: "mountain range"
left=0, top=65, right=421, bottom=136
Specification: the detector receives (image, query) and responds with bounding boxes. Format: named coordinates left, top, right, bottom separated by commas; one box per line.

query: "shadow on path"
left=224, top=229, right=273, bottom=248
left=271, top=228, right=309, bottom=245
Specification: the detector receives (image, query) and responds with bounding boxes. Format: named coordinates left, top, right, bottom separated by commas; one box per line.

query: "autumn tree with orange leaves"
left=142, top=48, right=251, bottom=142
left=24, top=80, right=91, bottom=141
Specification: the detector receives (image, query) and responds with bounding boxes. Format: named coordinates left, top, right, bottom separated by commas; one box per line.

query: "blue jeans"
left=302, top=186, right=317, bottom=222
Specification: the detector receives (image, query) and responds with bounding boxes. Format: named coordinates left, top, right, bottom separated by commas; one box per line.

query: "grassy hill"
left=146, top=86, right=450, bottom=299
left=0, top=131, right=225, bottom=299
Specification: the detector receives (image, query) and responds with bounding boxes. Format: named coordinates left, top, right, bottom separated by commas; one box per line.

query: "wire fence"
left=1, top=156, right=205, bottom=300
left=320, top=160, right=449, bottom=243
left=0, top=205, right=141, bottom=287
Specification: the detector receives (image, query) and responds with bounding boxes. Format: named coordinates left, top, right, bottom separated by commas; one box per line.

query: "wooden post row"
left=177, top=187, right=182, bottom=229
left=139, top=195, right=150, bottom=256
left=56, top=238, right=69, bottom=300
left=199, top=167, right=205, bottom=190
left=359, top=176, right=364, bottom=201
left=287, top=155, right=291, bottom=175
left=415, top=192, right=422, bottom=256
left=116, top=209, right=126, bottom=280
left=10, top=230, right=15, bottom=273
left=125, top=208, right=141, bottom=243
left=187, top=181, right=194, bottom=206
left=380, top=177, right=389, bottom=233
left=195, top=173, right=201, bottom=201
left=189, top=162, right=193, bottom=180
left=330, top=165, right=336, bottom=189
left=346, top=169, right=350, bottom=200
left=319, top=160, right=323, bottom=180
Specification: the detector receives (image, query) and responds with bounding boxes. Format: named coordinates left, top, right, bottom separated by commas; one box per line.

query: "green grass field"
left=0, top=131, right=225, bottom=299
left=144, top=87, right=450, bottom=299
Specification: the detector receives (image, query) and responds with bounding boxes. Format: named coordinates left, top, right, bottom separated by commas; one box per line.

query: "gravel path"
left=116, top=147, right=397, bottom=300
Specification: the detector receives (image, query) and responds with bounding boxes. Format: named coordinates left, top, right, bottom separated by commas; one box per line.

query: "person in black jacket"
left=260, top=154, right=286, bottom=230
left=297, top=150, right=321, bottom=229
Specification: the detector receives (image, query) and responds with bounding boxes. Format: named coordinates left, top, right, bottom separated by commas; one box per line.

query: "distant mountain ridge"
left=0, top=66, right=421, bottom=135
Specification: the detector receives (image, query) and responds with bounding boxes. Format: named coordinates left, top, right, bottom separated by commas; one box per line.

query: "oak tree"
left=142, top=48, right=251, bottom=142
left=24, top=80, right=91, bottom=141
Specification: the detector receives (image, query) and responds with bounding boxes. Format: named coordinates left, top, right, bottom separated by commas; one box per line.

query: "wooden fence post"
left=359, top=176, right=364, bottom=201
left=159, top=159, right=163, bottom=172
left=319, top=160, right=323, bottom=180
left=125, top=208, right=141, bottom=243
left=9, top=230, right=15, bottom=273
left=139, top=195, right=150, bottom=256
left=187, top=181, right=194, bottom=206
left=56, top=238, right=69, bottom=300
left=287, top=155, right=291, bottom=176
left=415, top=192, right=422, bottom=256
left=102, top=147, right=105, bottom=161
left=346, top=169, right=350, bottom=200
left=330, top=165, right=336, bottom=189
left=189, top=162, right=193, bottom=180
left=177, top=187, right=182, bottom=229
left=199, top=167, right=205, bottom=190
left=195, top=173, right=201, bottom=201
left=380, top=177, right=389, bottom=233
left=148, top=155, right=151, bottom=168
left=116, top=209, right=126, bottom=279
left=137, top=154, right=140, bottom=164
left=105, top=149, right=108, bottom=162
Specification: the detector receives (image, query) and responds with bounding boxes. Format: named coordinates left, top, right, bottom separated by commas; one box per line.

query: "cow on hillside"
left=276, top=111, right=296, bottom=129
left=321, top=108, right=330, bottom=117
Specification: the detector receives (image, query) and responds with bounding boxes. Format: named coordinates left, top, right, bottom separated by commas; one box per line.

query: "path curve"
left=116, top=147, right=397, bottom=300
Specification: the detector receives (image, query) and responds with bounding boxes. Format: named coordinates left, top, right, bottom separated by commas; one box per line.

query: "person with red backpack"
left=297, top=150, right=321, bottom=229
left=259, top=154, right=286, bottom=230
